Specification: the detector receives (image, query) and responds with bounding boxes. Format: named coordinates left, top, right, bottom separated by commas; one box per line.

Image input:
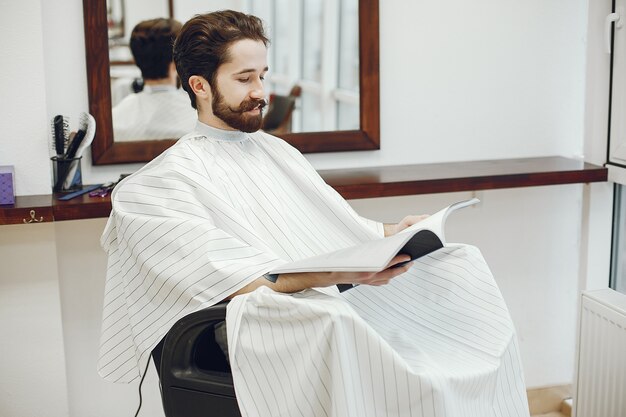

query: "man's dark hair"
left=130, top=18, right=182, bottom=80
left=173, top=10, right=269, bottom=109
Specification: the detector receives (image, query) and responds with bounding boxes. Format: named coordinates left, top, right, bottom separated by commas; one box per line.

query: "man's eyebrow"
left=233, top=66, right=269, bottom=76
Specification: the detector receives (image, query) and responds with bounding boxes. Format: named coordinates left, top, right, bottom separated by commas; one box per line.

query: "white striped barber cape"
left=99, top=121, right=528, bottom=416
left=227, top=245, right=529, bottom=417
left=98, top=121, right=383, bottom=382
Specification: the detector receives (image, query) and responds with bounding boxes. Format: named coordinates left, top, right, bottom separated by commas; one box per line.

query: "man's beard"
left=212, top=87, right=266, bottom=133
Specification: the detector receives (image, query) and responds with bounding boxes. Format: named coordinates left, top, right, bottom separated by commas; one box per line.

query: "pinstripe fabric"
left=112, top=86, right=197, bottom=142
left=227, top=245, right=529, bottom=417
left=98, top=121, right=383, bottom=383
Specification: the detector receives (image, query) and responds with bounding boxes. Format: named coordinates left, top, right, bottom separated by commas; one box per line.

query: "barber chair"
left=152, top=284, right=353, bottom=416
left=151, top=301, right=242, bottom=417
left=262, top=85, right=302, bottom=134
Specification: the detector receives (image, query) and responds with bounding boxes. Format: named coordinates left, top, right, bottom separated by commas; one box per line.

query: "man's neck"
left=143, top=78, right=176, bottom=87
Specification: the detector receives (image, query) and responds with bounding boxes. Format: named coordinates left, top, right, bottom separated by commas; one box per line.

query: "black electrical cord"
left=134, top=356, right=152, bottom=417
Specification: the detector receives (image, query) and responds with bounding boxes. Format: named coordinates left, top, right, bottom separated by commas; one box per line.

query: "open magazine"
left=269, top=198, right=480, bottom=275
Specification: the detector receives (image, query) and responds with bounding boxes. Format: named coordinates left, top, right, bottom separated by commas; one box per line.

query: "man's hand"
left=324, top=254, right=413, bottom=287
left=384, top=214, right=430, bottom=237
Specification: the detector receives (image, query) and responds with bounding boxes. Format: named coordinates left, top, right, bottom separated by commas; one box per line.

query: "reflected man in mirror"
left=112, top=18, right=196, bottom=142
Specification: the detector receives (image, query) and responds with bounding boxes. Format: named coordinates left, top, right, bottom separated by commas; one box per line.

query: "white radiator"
left=574, top=289, right=626, bottom=417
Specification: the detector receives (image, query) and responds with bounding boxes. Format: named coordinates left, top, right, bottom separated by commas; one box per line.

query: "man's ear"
left=188, top=75, right=212, bottom=103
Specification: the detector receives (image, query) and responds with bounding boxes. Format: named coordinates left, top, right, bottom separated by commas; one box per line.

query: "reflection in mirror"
left=246, top=0, right=360, bottom=133
left=106, top=0, right=360, bottom=143
left=84, top=0, right=378, bottom=164
left=107, top=1, right=196, bottom=142
left=109, top=17, right=196, bottom=141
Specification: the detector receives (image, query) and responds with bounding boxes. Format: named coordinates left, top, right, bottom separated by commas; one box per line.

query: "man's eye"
left=238, top=78, right=250, bottom=83
left=260, top=76, right=265, bottom=81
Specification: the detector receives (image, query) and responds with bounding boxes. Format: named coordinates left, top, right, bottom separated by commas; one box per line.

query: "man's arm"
left=226, top=254, right=413, bottom=299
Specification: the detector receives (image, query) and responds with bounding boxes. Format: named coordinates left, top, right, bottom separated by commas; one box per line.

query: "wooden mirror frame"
left=83, top=0, right=379, bottom=165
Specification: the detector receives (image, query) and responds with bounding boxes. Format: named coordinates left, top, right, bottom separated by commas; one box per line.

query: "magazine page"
left=400, top=198, right=480, bottom=241
left=269, top=230, right=417, bottom=274
left=269, top=198, right=480, bottom=275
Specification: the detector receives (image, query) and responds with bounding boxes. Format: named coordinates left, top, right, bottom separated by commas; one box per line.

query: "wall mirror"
left=83, top=0, right=379, bottom=164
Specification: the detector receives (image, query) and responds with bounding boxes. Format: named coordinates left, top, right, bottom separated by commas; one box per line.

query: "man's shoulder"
left=111, top=93, right=140, bottom=115
left=123, top=133, right=208, bottom=175
left=254, top=129, right=281, bottom=143
left=162, top=133, right=214, bottom=162
left=113, top=139, right=209, bottom=193
left=252, top=130, right=320, bottom=175
left=253, top=130, right=300, bottom=155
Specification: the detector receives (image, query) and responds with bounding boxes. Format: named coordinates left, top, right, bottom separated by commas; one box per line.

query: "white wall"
left=0, top=223, right=69, bottom=417
left=54, top=219, right=166, bottom=417
left=0, top=0, right=53, bottom=195
left=0, top=0, right=615, bottom=416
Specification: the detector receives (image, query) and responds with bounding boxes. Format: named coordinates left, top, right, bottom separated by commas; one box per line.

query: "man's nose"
left=249, top=86, right=264, bottom=100
left=249, top=79, right=265, bottom=99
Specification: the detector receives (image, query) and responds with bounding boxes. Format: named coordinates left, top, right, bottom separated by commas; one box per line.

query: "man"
left=112, top=18, right=196, bottom=141
left=98, top=10, right=529, bottom=417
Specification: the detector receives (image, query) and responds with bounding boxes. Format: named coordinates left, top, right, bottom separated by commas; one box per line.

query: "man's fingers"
left=376, top=261, right=413, bottom=280
left=386, top=254, right=412, bottom=268
left=344, top=259, right=413, bottom=287
left=401, top=214, right=430, bottom=228
left=391, top=262, right=413, bottom=276
left=367, top=262, right=413, bottom=285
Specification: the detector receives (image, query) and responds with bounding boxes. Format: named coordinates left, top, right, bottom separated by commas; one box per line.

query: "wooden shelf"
left=52, top=191, right=114, bottom=221
left=320, top=156, right=608, bottom=199
left=0, top=156, right=608, bottom=225
left=0, top=195, right=55, bottom=225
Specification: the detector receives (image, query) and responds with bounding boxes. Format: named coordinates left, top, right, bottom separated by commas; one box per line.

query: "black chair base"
left=152, top=302, right=241, bottom=417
